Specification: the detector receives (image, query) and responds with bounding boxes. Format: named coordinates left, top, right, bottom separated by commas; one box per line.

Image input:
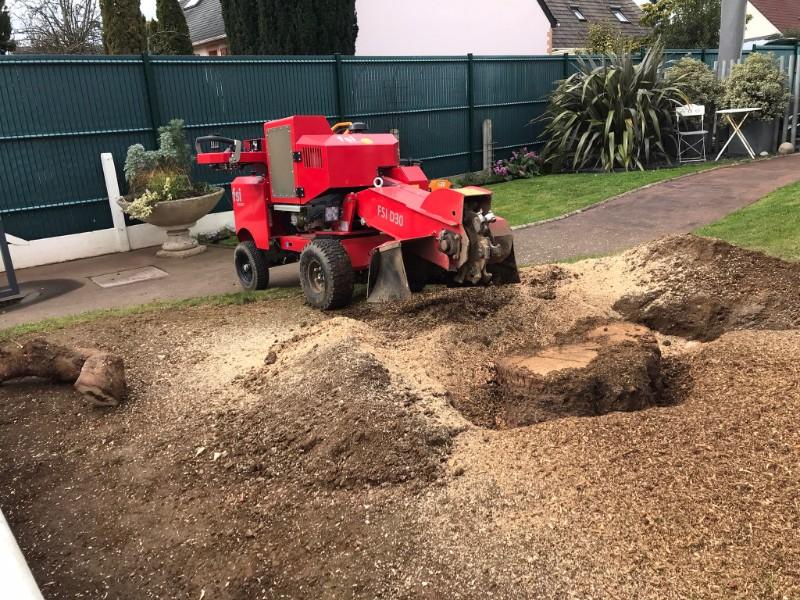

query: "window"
left=570, top=5, right=586, bottom=21
left=611, top=7, right=630, bottom=23
left=184, top=0, right=201, bottom=8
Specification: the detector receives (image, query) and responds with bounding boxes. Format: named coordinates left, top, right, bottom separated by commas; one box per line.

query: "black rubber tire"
left=299, top=239, right=354, bottom=310
left=234, top=241, right=270, bottom=291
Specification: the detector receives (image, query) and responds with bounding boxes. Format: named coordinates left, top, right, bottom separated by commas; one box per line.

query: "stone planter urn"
left=118, top=188, right=224, bottom=258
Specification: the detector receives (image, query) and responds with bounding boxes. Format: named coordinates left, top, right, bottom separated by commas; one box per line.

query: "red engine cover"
left=264, top=116, right=400, bottom=203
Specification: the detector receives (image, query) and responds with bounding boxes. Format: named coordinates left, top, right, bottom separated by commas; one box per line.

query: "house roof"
left=749, top=0, right=800, bottom=34
left=536, top=0, right=649, bottom=50
left=181, top=0, right=226, bottom=45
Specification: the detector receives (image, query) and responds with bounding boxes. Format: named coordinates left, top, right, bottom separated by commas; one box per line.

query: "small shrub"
left=539, top=41, right=686, bottom=172
left=665, top=57, right=723, bottom=109
left=722, top=53, right=791, bottom=121
left=454, top=169, right=505, bottom=188
left=492, top=148, right=542, bottom=181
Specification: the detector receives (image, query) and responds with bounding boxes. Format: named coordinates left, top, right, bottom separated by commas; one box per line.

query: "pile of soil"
left=1, top=234, right=799, bottom=599
left=233, top=317, right=454, bottom=489
left=615, top=235, right=800, bottom=341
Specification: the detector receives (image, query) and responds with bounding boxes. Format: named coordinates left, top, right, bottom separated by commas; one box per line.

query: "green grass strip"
left=489, top=162, right=733, bottom=227
left=696, top=180, right=800, bottom=262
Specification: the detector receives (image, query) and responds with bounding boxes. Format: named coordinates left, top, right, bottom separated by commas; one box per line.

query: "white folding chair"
left=676, top=104, right=708, bottom=163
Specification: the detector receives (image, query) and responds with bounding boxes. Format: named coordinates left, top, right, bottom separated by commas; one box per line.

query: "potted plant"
left=118, top=120, right=224, bottom=258
left=721, top=53, right=791, bottom=156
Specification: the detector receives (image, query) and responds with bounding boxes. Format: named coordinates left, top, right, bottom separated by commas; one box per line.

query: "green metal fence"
left=1, top=47, right=797, bottom=241
left=0, top=52, right=565, bottom=241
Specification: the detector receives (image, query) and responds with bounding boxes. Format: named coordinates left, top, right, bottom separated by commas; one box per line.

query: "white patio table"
left=715, top=107, right=761, bottom=161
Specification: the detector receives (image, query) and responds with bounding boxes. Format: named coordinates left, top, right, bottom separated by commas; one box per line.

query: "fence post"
left=562, top=52, right=570, bottom=78
left=793, top=48, right=800, bottom=148
left=101, top=153, right=131, bottom=253
left=334, top=53, right=345, bottom=123
left=782, top=55, right=794, bottom=143
left=482, top=119, right=493, bottom=170
left=141, top=52, right=162, bottom=143
left=466, top=53, right=476, bottom=172
left=700, top=48, right=707, bottom=65
left=0, top=216, right=20, bottom=300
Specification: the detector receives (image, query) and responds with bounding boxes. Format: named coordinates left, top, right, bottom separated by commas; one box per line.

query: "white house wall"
left=744, top=1, right=780, bottom=41
left=354, top=0, right=550, bottom=55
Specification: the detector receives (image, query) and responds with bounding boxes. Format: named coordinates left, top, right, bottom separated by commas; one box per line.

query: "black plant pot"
left=720, top=119, right=778, bottom=157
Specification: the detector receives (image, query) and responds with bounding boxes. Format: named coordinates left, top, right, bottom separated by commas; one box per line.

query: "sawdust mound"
left=236, top=318, right=452, bottom=489
left=615, top=235, right=800, bottom=341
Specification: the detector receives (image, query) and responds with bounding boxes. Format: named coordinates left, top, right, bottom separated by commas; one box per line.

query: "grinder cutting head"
left=366, top=187, right=520, bottom=302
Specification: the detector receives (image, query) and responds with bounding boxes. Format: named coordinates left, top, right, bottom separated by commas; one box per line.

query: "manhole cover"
left=90, top=266, right=168, bottom=289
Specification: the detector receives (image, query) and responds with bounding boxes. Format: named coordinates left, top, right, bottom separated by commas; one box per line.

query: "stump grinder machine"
left=195, top=116, right=520, bottom=310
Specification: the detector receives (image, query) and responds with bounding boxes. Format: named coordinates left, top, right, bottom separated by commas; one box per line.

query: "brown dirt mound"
left=615, top=235, right=800, bottom=341
left=233, top=317, right=453, bottom=489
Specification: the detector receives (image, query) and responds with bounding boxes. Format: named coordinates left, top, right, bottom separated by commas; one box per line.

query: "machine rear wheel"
left=299, top=239, right=354, bottom=310
left=234, top=241, right=270, bottom=291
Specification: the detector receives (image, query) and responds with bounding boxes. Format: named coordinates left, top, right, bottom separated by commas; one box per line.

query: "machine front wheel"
left=299, top=239, right=354, bottom=310
left=234, top=241, right=270, bottom=291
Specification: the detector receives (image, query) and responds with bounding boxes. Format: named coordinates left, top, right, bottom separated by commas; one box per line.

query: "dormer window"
left=184, top=0, right=201, bottom=8
left=610, top=7, right=630, bottom=23
left=571, top=5, right=586, bottom=21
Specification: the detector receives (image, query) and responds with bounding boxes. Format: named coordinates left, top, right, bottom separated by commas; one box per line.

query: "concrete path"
left=1, top=247, right=299, bottom=328
left=513, top=155, right=800, bottom=265
left=3, top=156, right=800, bottom=328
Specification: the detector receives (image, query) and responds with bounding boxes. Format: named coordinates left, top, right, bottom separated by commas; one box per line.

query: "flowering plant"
left=492, top=148, right=542, bottom=181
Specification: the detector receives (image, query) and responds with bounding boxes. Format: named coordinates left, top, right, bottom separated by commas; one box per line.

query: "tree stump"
left=0, top=339, right=126, bottom=407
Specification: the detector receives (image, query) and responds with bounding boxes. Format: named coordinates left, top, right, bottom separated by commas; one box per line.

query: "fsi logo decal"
left=377, top=205, right=404, bottom=227
left=233, top=189, right=243, bottom=206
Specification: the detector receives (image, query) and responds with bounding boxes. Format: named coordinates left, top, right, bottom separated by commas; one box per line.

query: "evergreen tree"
left=100, top=0, right=147, bottom=54
left=149, top=0, right=193, bottom=54
left=0, top=0, right=15, bottom=55
left=641, top=0, right=721, bottom=49
left=221, top=0, right=357, bottom=55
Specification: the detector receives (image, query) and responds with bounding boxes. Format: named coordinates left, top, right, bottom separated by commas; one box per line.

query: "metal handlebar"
left=195, top=135, right=243, bottom=164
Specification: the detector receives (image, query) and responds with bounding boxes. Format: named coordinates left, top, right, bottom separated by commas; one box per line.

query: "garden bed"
left=1, top=235, right=799, bottom=598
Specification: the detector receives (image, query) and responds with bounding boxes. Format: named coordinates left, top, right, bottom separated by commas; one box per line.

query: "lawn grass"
left=489, top=162, right=733, bottom=227
left=696, top=180, right=800, bottom=262
left=0, top=287, right=300, bottom=341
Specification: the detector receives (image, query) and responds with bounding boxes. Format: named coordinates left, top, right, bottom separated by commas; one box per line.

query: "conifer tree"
left=100, top=0, right=147, bottom=54
left=221, top=0, right=357, bottom=55
left=149, top=0, right=193, bottom=54
left=0, top=0, right=15, bottom=55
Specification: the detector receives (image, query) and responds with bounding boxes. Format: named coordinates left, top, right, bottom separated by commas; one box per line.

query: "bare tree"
left=15, top=0, right=102, bottom=53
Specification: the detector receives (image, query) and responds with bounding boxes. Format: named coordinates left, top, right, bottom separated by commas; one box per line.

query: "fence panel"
left=0, top=55, right=152, bottom=240
left=340, top=56, right=470, bottom=176
left=149, top=55, right=339, bottom=214
left=473, top=56, right=563, bottom=164
left=4, top=47, right=790, bottom=243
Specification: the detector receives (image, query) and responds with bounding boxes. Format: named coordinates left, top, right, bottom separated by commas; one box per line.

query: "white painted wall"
left=744, top=2, right=780, bottom=41
left=1, top=212, right=234, bottom=274
left=355, top=0, right=551, bottom=55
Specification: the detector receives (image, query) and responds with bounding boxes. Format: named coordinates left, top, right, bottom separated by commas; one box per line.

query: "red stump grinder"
left=196, top=116, right=520, bottom=310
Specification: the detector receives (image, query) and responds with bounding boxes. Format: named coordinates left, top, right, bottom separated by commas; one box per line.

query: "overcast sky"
left=141, top=0, right=156, bottom=20
left=9, top=0, right=158, bottom=29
